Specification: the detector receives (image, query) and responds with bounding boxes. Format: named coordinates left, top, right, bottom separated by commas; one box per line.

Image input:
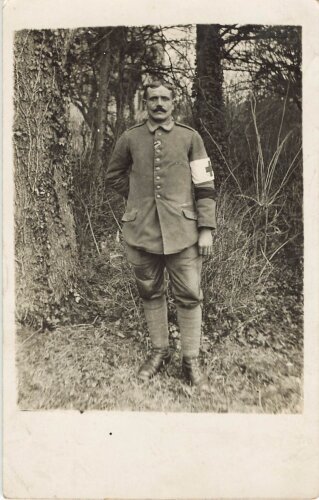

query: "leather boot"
left=182, top=356, right=209, bottom=392
left=138, top=347, right=171, bottom=381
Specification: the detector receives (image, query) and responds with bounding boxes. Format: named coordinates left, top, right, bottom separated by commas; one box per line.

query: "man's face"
left=145, top=85, right=174, bottom=123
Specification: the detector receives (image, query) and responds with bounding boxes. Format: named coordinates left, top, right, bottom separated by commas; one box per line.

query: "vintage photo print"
left=13, top=22, right=303, bottom=414
left=3, top=0, right=319, bottom=498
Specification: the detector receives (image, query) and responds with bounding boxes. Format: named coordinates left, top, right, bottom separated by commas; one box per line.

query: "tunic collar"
left=146, top=118, right=175, bottom=133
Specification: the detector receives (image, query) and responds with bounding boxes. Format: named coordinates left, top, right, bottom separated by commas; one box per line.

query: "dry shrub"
left=202, top=189, right=271, bottom=321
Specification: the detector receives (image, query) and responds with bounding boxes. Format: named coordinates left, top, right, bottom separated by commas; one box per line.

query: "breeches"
left=125, top=244, right=203, bottom=308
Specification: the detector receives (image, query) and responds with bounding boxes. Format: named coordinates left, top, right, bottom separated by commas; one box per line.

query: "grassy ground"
left=16, top=227, right=303, bottom=413
left=16, top=311, right=303, bottom=413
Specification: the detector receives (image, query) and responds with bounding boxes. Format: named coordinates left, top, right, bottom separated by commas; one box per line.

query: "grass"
left=16, top=307, right=303, bottom=413
left=16, top=189, right=303, bottom=413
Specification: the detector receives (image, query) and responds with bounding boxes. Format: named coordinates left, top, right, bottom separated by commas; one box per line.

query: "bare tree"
left=193, top=24, right=227, bottom=184
left=14, top=29, right=81, bottom=328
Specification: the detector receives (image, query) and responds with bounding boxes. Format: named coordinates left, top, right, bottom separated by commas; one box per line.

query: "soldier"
left=106, top=80, right=217, bottom=391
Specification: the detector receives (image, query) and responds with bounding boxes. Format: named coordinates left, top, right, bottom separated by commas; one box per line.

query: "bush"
left=202, top=189, right=272, bottom=323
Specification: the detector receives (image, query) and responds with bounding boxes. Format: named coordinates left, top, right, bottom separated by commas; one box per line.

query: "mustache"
left=154, top=106, right=166, bottom=112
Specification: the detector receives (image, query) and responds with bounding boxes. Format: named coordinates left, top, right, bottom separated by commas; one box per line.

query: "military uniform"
left=106, top=119, right=217, bottom=254
left=106, top=119, right=217, bottom=385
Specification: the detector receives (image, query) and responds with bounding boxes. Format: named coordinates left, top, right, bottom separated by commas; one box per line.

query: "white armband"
left=190, top=157, right=214, bottom=184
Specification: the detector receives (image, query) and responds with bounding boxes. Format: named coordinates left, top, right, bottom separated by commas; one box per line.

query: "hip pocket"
left=121, top=209, right=138, bottom=222
left=182, top=208, right=198, bottom=220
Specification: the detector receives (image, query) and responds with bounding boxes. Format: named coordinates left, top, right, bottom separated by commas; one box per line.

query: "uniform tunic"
left=106, top=120, right=217, bottom=255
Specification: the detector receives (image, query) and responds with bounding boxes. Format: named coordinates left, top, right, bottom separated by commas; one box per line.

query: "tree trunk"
left=92, top=30, right=111, bottom=183
left=14, top=29, right=80, bottom=328
left=114, top=27, right=128, bottom=138
left=193, top=24, right=227, bottom=185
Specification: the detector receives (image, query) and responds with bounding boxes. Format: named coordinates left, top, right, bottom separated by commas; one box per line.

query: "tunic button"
left=156, top=185, right=160, bottom=189
left=156, top=176, right=160, bottom=180
left=155, top=158, right=160, bottom=162
left=156, top=194, right=161, bottom=198
left=155, top=167, right=160, bottom=171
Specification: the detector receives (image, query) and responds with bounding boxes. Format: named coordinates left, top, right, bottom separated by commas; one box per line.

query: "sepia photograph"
left=4, top=0, right=319, bottom=498
left=13, top=23, right=303, bottom=413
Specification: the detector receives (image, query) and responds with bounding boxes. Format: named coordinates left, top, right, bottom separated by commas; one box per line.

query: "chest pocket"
left=174, top=161, right=190, bottom=167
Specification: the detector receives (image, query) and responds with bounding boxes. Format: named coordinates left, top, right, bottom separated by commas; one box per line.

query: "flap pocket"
left=182, top=208, right=198, bottom=221
left=121, top=209, right=137, bottom=222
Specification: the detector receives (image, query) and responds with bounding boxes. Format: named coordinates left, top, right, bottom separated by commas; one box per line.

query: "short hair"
left=143, top=80, right=175, bottom=100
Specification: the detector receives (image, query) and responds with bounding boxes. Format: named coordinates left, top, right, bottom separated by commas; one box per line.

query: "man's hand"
left=198, top=228, right=213, bottom=256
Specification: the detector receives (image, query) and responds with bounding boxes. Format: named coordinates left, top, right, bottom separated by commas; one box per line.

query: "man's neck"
left=147, top=116, right=173, bottom=128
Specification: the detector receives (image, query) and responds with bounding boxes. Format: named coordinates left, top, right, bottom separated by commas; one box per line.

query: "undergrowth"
left=16, top=187, right=303, bottom=412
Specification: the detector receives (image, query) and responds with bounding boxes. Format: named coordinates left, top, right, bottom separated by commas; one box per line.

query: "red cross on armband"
left=205, top=159, right=213, bottom=177
left=190, top=157, right=214, bottom=184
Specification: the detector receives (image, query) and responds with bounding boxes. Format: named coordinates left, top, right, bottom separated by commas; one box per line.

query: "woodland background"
left=14, top=25, right=303, bottom=412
